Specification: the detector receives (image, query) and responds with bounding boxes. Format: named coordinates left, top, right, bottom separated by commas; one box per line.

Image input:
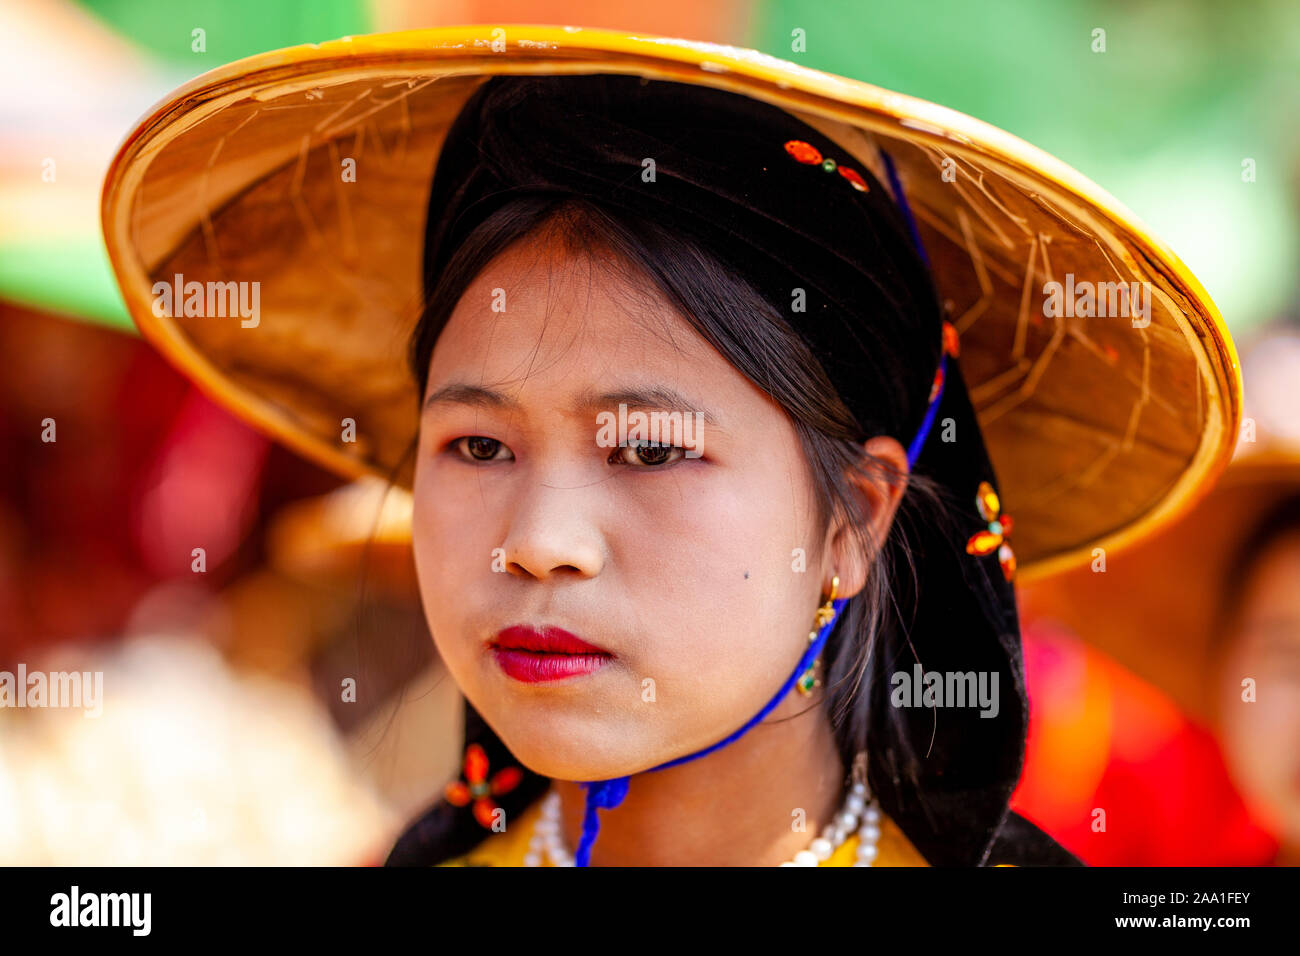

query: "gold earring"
left=797, top=575, right=839, bottom=696
left=812, top=575, right=839, bottom=634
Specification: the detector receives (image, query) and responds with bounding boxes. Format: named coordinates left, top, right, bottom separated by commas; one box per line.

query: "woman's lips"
left=490, top=625, right=613, bottom=683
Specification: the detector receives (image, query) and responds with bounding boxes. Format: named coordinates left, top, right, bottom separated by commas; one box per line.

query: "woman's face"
left=412, top=231, right=892, bottom=781
left=1215, top=531, right=1300, bottom=846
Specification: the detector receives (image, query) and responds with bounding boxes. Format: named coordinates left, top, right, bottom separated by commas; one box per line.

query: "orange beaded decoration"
left=444, top=743, right=524, bottom=829
left=838, top=166, right=870, bottom=192
left=784, top=140, right=870, bottom=193
left=784, top=140, right=822, bottom=164
left=965, top=480, right=1017, bottom=582
left=942, top=321, right=960, bottom=358
left=929, top=321, right=960, bottom=402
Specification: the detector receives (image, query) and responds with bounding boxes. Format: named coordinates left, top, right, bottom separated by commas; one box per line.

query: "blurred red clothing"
left=1011, top=620, right=1279, bottom=866
left=0, top=304, right=339, bottom=661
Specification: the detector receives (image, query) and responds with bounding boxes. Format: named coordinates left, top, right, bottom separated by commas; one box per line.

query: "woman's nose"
left=499, top=477, right=605, bottom=580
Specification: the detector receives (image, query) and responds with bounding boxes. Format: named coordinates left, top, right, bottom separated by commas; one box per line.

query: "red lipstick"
left=490, top=625, right=613, bottom=683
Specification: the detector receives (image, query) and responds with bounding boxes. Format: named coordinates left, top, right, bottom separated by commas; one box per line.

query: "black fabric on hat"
left=416, top=73, right=1046, bottom=867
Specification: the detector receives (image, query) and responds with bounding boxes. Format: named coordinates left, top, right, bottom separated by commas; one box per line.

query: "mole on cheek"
left=744, top=571, right=749, bottom=579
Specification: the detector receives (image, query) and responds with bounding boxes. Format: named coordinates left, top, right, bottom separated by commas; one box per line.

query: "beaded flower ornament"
left=966, top=481, right=1017, bottom=582
left=783, top=139, right=872, bottom=192
left=444, top=743, right=524, bottom=829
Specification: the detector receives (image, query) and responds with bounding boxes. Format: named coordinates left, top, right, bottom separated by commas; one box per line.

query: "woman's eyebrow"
left=422, top=382, right=513, bottom=414
left=423, top=382, right=723, bottom=430
left=575, top=386, right=722, bottom=430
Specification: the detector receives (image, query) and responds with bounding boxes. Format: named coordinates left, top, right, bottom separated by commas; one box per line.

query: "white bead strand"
left=525, top=779, right=882, bottom=867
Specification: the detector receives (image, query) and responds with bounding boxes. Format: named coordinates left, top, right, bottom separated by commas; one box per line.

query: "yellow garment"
left=439, top=789, right=930, bottom=866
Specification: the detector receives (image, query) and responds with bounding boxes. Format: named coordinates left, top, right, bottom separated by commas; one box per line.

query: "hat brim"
left=1020, top=450, right=1300, bottom=721
left=266, top=478, right=418, bottom=600
left=101, top=24, right=1240, bottom=581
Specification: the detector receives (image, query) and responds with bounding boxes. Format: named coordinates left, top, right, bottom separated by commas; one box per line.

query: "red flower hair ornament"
left=444, top=744, right=524, bottom=828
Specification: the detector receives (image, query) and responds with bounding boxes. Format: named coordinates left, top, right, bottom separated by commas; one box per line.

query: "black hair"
left=386, top=192, right=954, bottom=865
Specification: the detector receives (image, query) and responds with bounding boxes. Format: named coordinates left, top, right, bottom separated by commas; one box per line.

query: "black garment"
left=988, top=813, right=1085, bottom=867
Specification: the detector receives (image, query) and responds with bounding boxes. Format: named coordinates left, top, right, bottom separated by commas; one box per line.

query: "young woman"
left=100, top=25, right=1241, bottom=866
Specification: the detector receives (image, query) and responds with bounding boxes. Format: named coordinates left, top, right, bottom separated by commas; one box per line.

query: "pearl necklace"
left=523, top=780, right=883, bottom=867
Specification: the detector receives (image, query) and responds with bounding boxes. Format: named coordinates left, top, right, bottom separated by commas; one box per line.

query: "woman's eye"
left=611, top=439, right=686, bottom=468
left=453, top=436, right=513, bottom=462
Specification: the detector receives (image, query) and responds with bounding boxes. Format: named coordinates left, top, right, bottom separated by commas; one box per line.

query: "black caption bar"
left=0, top=865, right=1285, bottom=943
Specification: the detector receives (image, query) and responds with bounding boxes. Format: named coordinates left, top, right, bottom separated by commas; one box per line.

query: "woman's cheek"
left=618, top=473, right=785, bottom=640
left=412, top=469, right=488, bottom=650
left=1251, top=674, right=1300, bottom=771
left=1220, top=647, right=1300, bottom=827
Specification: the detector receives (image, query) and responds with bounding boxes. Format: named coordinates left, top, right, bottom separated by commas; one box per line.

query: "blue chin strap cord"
left=879, top=143, right=945, bottom=469
left=907, top=350, right=946, bottom=467
left=574, top=595, right=849, bottom=866
left=572, top=148, right=943, bottom=867
left=573, top=354, right=947, bottom=866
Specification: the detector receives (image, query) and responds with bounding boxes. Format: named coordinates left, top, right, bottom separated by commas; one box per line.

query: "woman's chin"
left=488, top=714, right=649, bottom=781
left=509, top=748, right=639, bottom=783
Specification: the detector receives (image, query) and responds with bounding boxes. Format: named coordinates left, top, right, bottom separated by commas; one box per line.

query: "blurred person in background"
left=1019, top=326, right=1300, bottom=866
left=0, top=303, right=451, bottom=864
left=1212, top=473, right=1300, bottom=865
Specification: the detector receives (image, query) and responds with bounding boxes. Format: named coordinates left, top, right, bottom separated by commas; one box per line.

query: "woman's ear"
left=825, top=436, right=910, bottom=599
